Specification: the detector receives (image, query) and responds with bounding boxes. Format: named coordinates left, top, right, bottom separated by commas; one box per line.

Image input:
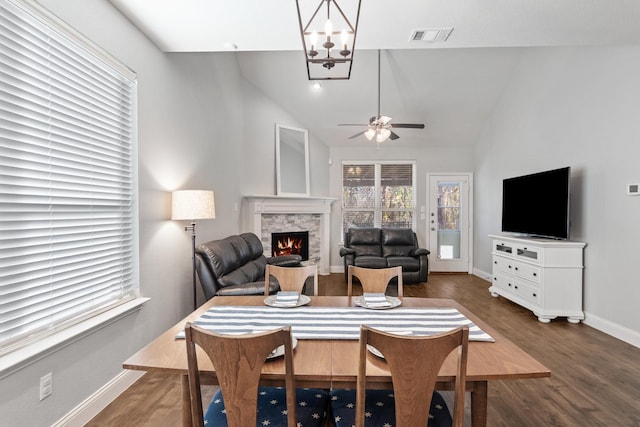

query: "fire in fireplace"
left=271, top=231, right=309, bottom=261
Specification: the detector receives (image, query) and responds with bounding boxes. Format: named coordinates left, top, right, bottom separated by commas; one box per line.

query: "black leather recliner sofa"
left=339, top=227, right=430, bottom=283
left=195, top=232, right=301, bottom=300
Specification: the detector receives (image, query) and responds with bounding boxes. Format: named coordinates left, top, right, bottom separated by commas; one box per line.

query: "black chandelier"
left=296, top=0, right=362, bottom=80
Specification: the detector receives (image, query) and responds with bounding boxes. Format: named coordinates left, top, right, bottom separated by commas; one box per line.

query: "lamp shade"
left=171, top=190, right=216, bottom=221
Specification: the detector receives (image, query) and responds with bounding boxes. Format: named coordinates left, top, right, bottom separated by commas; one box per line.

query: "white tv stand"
left=489, top=234, right=586, bottom=323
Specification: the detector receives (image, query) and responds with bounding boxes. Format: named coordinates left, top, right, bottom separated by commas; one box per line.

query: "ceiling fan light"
left=377, top=129, right=391, bottom=142
left=364, top=129, right=376, bottom=141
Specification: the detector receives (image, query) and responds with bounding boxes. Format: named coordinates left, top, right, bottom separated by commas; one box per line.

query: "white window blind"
left=0, top=0, right=138, bottom=354
left=342, top=162, right=416, bottom=236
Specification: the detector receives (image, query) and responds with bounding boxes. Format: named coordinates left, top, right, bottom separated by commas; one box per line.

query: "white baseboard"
left=330, top=265, right=344, bottom=274
left=474, top=268, right=639, bottom=349
left=583, top=312, right=640, bottom=349
left=472, top=268, right=492, bottom=283
left=53, top=369, right=144, bottom=427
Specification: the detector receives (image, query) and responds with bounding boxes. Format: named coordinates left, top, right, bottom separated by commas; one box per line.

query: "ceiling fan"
left=338, top=49, right=425, bottom=143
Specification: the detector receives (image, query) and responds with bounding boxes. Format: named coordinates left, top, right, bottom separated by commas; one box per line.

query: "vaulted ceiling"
left=109, top=0, right=640, bottom=147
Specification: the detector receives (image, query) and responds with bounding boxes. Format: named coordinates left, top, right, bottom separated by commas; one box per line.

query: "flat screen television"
left=501, top=167, right=571, bottom=240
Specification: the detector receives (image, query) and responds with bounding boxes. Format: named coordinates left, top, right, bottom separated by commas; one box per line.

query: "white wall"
left=241, top=80, right=330, bottom=198
left=474, top=46, right=640, bottom=342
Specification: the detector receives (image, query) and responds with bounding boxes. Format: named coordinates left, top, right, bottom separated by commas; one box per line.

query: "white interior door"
left=427, top=174, right=473, bottom=273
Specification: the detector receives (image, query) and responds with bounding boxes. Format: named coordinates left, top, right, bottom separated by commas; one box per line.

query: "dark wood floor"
left=87, top=273, right=640, bottom=426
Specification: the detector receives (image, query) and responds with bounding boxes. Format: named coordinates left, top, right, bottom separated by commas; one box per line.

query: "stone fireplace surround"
left=242, top=196, right=335, bottom=274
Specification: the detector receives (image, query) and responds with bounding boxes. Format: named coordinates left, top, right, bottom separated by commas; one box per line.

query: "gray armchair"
left=339, top=227, right=430, bottom=284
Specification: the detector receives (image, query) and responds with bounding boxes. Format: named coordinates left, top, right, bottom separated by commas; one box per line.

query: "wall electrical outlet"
left=39, top=372, right=52, bottom=401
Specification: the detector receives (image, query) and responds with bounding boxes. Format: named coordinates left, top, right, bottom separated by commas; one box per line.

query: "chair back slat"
left=265, top=264, right=318, bottom=296
left=185, top=324, right=296, bottom=427
left=357, top=325, right=469, bottom=427
left=348, top=265, right=403, bottom=296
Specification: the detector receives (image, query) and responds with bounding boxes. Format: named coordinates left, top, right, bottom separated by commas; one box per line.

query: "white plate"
left=367, top=344, right=384, bottom=358
left=264, top=294, right=311, bottom=308
left=353, top=295, right=401, bottom=310
left=268, top=337, right=298, bottom=359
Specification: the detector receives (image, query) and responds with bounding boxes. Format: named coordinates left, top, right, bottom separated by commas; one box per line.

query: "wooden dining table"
left=123, top=295, right=550, bottom=427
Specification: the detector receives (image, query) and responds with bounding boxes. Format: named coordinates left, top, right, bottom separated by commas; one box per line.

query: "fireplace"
left=243, top=195, right=336, bottom=274
left=271, top=231, right=309, bottom=261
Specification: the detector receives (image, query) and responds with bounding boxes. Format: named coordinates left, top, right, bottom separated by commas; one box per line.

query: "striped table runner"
left=178, top=306, right=494, bottom=342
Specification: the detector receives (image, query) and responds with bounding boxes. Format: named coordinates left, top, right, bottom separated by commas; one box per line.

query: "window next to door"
left=342, top=161, right=416, bottom=236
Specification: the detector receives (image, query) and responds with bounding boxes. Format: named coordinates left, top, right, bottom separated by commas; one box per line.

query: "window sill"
left=0, top=297, right=150, bottom=380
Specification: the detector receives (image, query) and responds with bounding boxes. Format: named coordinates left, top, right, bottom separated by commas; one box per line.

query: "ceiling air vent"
left=409, top=28, right=453, bottom=43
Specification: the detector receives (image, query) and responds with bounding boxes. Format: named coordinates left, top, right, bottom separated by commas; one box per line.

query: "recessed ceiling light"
left=311, top=81, right=323, bottom=91
left=421, top=30, right=440, bottom=41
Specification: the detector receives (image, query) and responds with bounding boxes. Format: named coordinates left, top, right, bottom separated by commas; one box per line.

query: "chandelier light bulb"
left=325, top=19, right=333, bottom=37
left=339, top=29, right=351, bottom=57
left=323, top=19, right=334, bottom=49
left=310, top=30, right=318, bottom=50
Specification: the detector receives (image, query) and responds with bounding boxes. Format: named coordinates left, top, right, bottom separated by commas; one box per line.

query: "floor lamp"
left=171, top=190, right=216, bottom=310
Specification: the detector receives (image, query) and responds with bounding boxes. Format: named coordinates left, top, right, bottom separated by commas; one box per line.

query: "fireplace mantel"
left=242, top=195, right=336, bottom=274
left=243, top=195, right=335, bottom=213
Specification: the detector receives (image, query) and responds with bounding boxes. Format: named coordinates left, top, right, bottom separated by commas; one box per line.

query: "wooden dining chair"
left=330, top=325, right=469, bottom=427
left=347, top=265, right=403, bottom=297
left=185, top=323, right=329, bottom=427
left=265, top=264, right=319, bottom=296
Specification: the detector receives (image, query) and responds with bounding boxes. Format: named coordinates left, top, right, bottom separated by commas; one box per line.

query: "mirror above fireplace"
left=275, top=123, right=310, bottom=197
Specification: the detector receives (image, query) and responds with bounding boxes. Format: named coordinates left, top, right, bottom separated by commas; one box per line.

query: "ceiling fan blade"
left=390, top=123, right=425, bottom=129
left=338, top=123, right=369, bottom=127
left=389, top=131, right=400, bottom=140
left=348, top=130, right=367, bottom=139
left=379, top=115, right=392, bottom=125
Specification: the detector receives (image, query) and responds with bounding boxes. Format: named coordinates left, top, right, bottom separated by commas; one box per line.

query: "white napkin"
left=363, top=292, right=392, bottom=308
left=274, top=291, right=300, bottom=307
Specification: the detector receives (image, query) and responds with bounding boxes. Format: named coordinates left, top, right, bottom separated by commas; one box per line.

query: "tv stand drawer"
left=492, top=274, right=540, bottom=306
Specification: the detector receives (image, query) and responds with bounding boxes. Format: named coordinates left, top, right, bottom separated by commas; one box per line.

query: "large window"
left=0, top=0, right=138, bottom=356
left=342, top=161, right=416, bottom=236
